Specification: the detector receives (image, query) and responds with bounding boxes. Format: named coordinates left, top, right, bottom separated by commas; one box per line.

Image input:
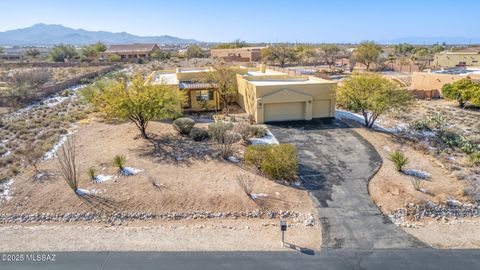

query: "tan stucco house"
left=434, top=47, right=480, bottom=68
left=102, top=43, right=161, bottom=59
left=237, top=72, right=336, bottom=123
left=210, top=47, right=265, bottom=62
left=150, top=66, right=336, bottom=123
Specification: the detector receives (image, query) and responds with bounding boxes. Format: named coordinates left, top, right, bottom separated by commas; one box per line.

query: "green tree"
left=320, top=44, right=340, bottom=68
left=414, top=48, right=431, bottom=71
left=106, top=54, right=121, bottom=62
left=355, top=41, right=382, bottom=71
left=294, top=45, right=316, bottom=65
left=202, top=63, right=238, bottom=114
left=214, top=39, right=248, bottom=49
left=49, top=44, right=78, bottom=62
left=92, top=76, right=183, bottom=139
left=337, top=73, right=413, bottom=128
left=25, top=48, right=41, bottom=59
left=261, top=45, right=297, bottom=67
left=151, top=50, right=171, bottom=60
left=186, top=45, right=204, bottom=58
left=0, top=47, right=4, bottom=54
left=431, top=44, right=445, bottom=54
left=80, top=42, right=107, bottom=61
left=92, top=41, right=107, bottom=53
left=442, top=77, right=480, bottom=107
left=394, top=43, right=415, bottom=57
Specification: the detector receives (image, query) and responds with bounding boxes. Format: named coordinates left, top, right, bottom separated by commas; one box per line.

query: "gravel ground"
left=0, top=219, right=321, bottom=251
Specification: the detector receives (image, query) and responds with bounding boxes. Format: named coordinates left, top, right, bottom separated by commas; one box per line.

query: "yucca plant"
left=113, top=155, right=126, bottom=172
left=87, top=167, right=96, bottom=182
left=236, top=173, right=256, bottom=200
left=390, top=149, right=408, bottom=172
left=56, top=136, right=80, bottom=195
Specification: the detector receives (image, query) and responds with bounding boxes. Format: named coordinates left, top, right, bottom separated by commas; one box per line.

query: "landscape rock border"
left=0, top=210, right=316, bottom=226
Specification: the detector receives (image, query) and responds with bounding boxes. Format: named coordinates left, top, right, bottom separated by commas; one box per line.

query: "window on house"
left=196, top=90, right=214, bottom=101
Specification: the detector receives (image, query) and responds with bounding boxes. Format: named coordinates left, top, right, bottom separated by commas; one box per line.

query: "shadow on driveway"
left=268, top=118, right=427, bottom=250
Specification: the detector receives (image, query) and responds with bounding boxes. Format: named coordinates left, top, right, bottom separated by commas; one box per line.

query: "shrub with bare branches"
left=411, top=177, right=422, bottom=191
left=56, top=136, right=80, bottom=195
left=7, top=69, right=51, bottom=104
left=208, top=122, right=241, bottom=158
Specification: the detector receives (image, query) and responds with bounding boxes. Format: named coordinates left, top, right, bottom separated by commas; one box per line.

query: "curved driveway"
left=269, top=119, right=427, bottom=250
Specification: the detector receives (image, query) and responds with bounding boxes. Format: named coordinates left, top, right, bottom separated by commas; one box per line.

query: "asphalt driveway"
left=268, top=119, right=427, bottom=250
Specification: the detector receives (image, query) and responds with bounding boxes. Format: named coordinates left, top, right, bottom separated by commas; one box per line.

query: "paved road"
left=269, top=119, right=427, bottom=250
left=1, top=250, right=479, bottom=270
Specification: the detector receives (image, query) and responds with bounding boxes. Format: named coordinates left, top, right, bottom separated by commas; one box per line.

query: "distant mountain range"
left=378, top=36, right=480, bottom=45
left=0, top=23, right=201, bottom=46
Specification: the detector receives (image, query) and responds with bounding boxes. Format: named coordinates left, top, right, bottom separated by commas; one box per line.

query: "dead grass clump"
left=236, top=173, right=256, bottom=200
left=432, top=193, right=450, bottom=205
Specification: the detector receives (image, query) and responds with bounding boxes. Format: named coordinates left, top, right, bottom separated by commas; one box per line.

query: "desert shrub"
left=390, top=149, right=408, bottom=172
left=250, top=125, right=268, bottom=138
left=208, top=122, right=234, bottom=139
left=172, top=117, right=195, bottom=135
left=244, top=144, right=271, bottom=167
left=245, top=144, right=298, bottom=181
left=208, top=122, right=240, bottom=158
left=471, top=152, right=480, bottom=165
left=113, top=155, right=126, bottom=170
left=234, top=122, right=251, bottom=141
left=189, top=127, right=209, bottom=141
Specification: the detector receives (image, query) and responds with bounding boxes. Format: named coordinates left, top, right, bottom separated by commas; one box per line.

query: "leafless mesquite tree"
left=56, top=136, right=80, bottom=195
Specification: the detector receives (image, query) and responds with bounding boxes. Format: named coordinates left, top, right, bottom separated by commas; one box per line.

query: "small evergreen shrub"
left=390, top=149, right=408, bottom=172
left=189, top=127, right=209, bottom=141
left=245, top=144, right=298, bottom=181
left=250, top=125, right=268, bottom=138
left=470, top=152, right=480, bottom=165
left=173, top=117, right=195, bottom=135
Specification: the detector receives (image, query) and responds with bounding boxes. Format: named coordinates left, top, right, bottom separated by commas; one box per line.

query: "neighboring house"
left=0, top=54, right=22, bottom=61
left=152, top=67, right=248, bottom=111
left=151, top=66, right=336, bottom=123
left=210, top=47, right=265, bottom=62
left=434, top=47, right=480, bottom=67
left=102, top=43, right=161, bottom=59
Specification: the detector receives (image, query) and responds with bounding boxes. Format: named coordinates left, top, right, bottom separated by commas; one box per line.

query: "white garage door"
left=264, top=102, right=305, bottom=122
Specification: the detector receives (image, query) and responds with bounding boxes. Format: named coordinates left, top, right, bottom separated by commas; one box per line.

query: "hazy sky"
left=0, top=0, right=479, bottom=43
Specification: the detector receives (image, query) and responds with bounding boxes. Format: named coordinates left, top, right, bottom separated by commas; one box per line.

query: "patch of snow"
left=227, top=156, right=240, bottom=163
left=42, top=134, right=68, bottom=160
left=75, top=188, right=104, bottom=196
left=249, top=130, right=279, bottom=145
left=1, top=150, right=11, bottom=158
left=403, top=169, right=431, bottom=180
left=335, top=110, right=399, bottom=133
left=251, top=193, right=268, bottom=200
left=0, top=179, right=14, bottom=202
left=94, top=174, right=113, bottom=183
left=121, top=167, right=143, bottom=176
left=419, top=188, right=429, bottom=194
